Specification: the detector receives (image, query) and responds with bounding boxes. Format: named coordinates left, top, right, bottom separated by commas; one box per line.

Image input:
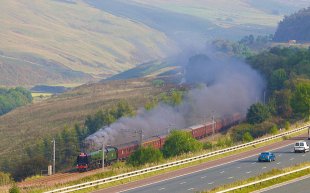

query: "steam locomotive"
left=76, top=113, right=242, bottom=171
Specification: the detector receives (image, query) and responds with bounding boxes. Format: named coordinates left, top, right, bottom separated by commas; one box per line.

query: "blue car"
left=258, top=152, right=275, bottom=162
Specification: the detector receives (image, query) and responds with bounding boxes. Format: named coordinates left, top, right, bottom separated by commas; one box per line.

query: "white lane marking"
left=237, top=166, right=241, bottom=169
left=158, top=188, right=165, bottom=190
left=118, top=141, right=303, bottom=193
left=188, top=188, right=194, bottom=191
left=290, top=158, right=295, bottom=161
left=302, top=154, right=306, bottom=157
left=262, top=167, right=267, bottom=169
left=251, top=162, right=256, bottom=164
left=201, top=176, right=207, bottom=179
left=227, top=176, right=234, bottom=179
left=208, top=182, right=214, bottom=185
left=220, top=171, right=225, bottom=174
left=278, top=154, right=282, bottom=157
left=180, top=182, right=186, bottom=184
left=277, top=162, right=281, bottom=165
left=246, top=171, right=252, bottom=174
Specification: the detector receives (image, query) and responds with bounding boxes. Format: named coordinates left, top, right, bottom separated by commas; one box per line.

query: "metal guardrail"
left=216, top=166, right=310, bottom=193
left=45, top=124, right=310, bottom=193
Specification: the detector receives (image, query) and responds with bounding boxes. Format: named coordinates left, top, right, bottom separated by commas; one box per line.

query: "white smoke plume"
left=85, top=50, right=265, bottom=150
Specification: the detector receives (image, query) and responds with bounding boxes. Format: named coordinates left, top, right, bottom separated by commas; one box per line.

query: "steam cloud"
left=85, top=49, right=265, bottom=149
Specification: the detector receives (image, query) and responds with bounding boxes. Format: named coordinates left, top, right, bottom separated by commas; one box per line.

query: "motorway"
left=256, top=175, right=310, bottom=193
left=95, top=136, right=310, bottom=193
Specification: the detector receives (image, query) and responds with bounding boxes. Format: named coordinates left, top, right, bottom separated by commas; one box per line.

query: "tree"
left=12, top=156, right=49, bottom=181
left=270, top=69, right=287, bottom=90
left=162, top=130, right=203, bottom=157
left=291, top=82, right=310, bottom=119
left=274, top=89, right=293, bottom=118
left=246, top=103, right=271, bottom=124
left=127, top=146, right=163, bottom=167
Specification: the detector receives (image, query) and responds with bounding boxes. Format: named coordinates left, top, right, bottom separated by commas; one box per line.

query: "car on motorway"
left=258, top=152, right=275, bottom=162
left=294, top=141, right=310, bottom=153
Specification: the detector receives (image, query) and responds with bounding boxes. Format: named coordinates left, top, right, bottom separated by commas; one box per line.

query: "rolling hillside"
left=0, top=78, right=172, bottom=164
left=0, top=0, right=175, bottom=86
left=1, top=0, right=309, bottom=86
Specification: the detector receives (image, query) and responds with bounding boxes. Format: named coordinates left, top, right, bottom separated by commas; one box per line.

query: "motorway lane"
left=121, top=143, right=310, bottom=193
left=257, top=175, right=310, bottom=193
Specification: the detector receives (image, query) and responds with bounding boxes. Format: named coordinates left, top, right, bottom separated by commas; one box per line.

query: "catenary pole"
left=102, top=144, right=105, bottom=169
left=53, top=139, right=56, bottom=174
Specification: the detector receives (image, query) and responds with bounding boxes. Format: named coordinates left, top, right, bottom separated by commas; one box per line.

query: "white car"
left=294, top=141, right=310, bottom=153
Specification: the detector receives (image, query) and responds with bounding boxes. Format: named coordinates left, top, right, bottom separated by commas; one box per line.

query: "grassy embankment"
left=26, top=121, right=309, bottom=193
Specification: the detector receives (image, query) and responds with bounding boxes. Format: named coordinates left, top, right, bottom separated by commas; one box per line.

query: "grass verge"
left=25, top=123, right=309, bottom=193
left=204, top=162, right=310, bottom=193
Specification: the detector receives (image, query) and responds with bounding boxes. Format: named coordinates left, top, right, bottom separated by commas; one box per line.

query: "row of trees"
left=230, top=47, right=310, bottom=142
left=2, top=85, right=187, bottom=181
left=0, top=87, right=32, bottom=115
left=274, top=7, right=310, bottom=42
left=247, top=47, right=310, bottom=121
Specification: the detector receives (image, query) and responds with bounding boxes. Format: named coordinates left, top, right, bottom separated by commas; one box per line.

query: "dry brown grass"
left=0, top=78, right=172, bottom=162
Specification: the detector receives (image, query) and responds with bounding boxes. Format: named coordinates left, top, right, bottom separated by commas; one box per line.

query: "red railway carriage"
left=117, top=142, right=139, bottom=160
left=205, top=122, right=214, bottom=135
left=142, top=136, right=161, bottom=149
left=190, top=124, right=206, bottom=139
left=215, top=118, right=223, bottom=132
left=158, top=135, right=167, bottom=148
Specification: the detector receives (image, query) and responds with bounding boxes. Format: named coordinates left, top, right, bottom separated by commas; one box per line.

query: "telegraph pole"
left=102, top=144, right=105, bottom=170
left=308, top=126, right=310, bottom=140
left=212, top=115, right=215, bottom=141
left=52, top=139, right=56, bottom=174
left=138, top=129, right=143, bottom=147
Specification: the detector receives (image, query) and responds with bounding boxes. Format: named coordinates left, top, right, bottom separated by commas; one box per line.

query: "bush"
left=203, top=142, right=213, bottom=150
left=127, top=146, right=163, bottom=167
left=12, top=156, right=49, bottom=181
left=162, top=130, right=203, bottom=157
left=242, top=132, right=254, bottom=142
left=9, top=184, right=20, bottom=193
left=269, top=125, right=279, bottom=135
left=247, top=103, right=271, bottom=124
left=216, top=136, right=233, bottom=148
left=0, top=171, right=12, bottom=185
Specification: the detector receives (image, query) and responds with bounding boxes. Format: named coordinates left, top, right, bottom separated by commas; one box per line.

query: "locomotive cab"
left=76, top=153, right=89, bottom=172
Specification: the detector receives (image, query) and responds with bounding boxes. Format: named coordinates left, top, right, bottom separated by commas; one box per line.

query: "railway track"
left=18, top=167, right=109, bottom=189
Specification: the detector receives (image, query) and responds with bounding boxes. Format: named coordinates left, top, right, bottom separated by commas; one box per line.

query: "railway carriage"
left=77, top=113, right=243, bottom=171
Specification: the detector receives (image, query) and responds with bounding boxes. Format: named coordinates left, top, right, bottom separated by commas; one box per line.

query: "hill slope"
left=2, top=0, right=309, bottom=86
left=0, top=78, right=171, bottom=163
left=0, top=0, right=174, bottom=86
left=274, top=7, right=310, bottom=42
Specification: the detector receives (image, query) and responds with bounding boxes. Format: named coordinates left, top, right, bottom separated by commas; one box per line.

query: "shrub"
left=246, top=103, right=271, bottom=124
left=203, top=142, right=213, bottom=150
left=269, top=125, right=279, bottom=135
left=162, top=130, right=203, bottom=157
left=0, top=171, right=12, bottom=185
left=9, top=184, right=20, bottom=193
left=242, top=132, right=254, bottom=142
left=127, top=146, right=163, bottom=167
